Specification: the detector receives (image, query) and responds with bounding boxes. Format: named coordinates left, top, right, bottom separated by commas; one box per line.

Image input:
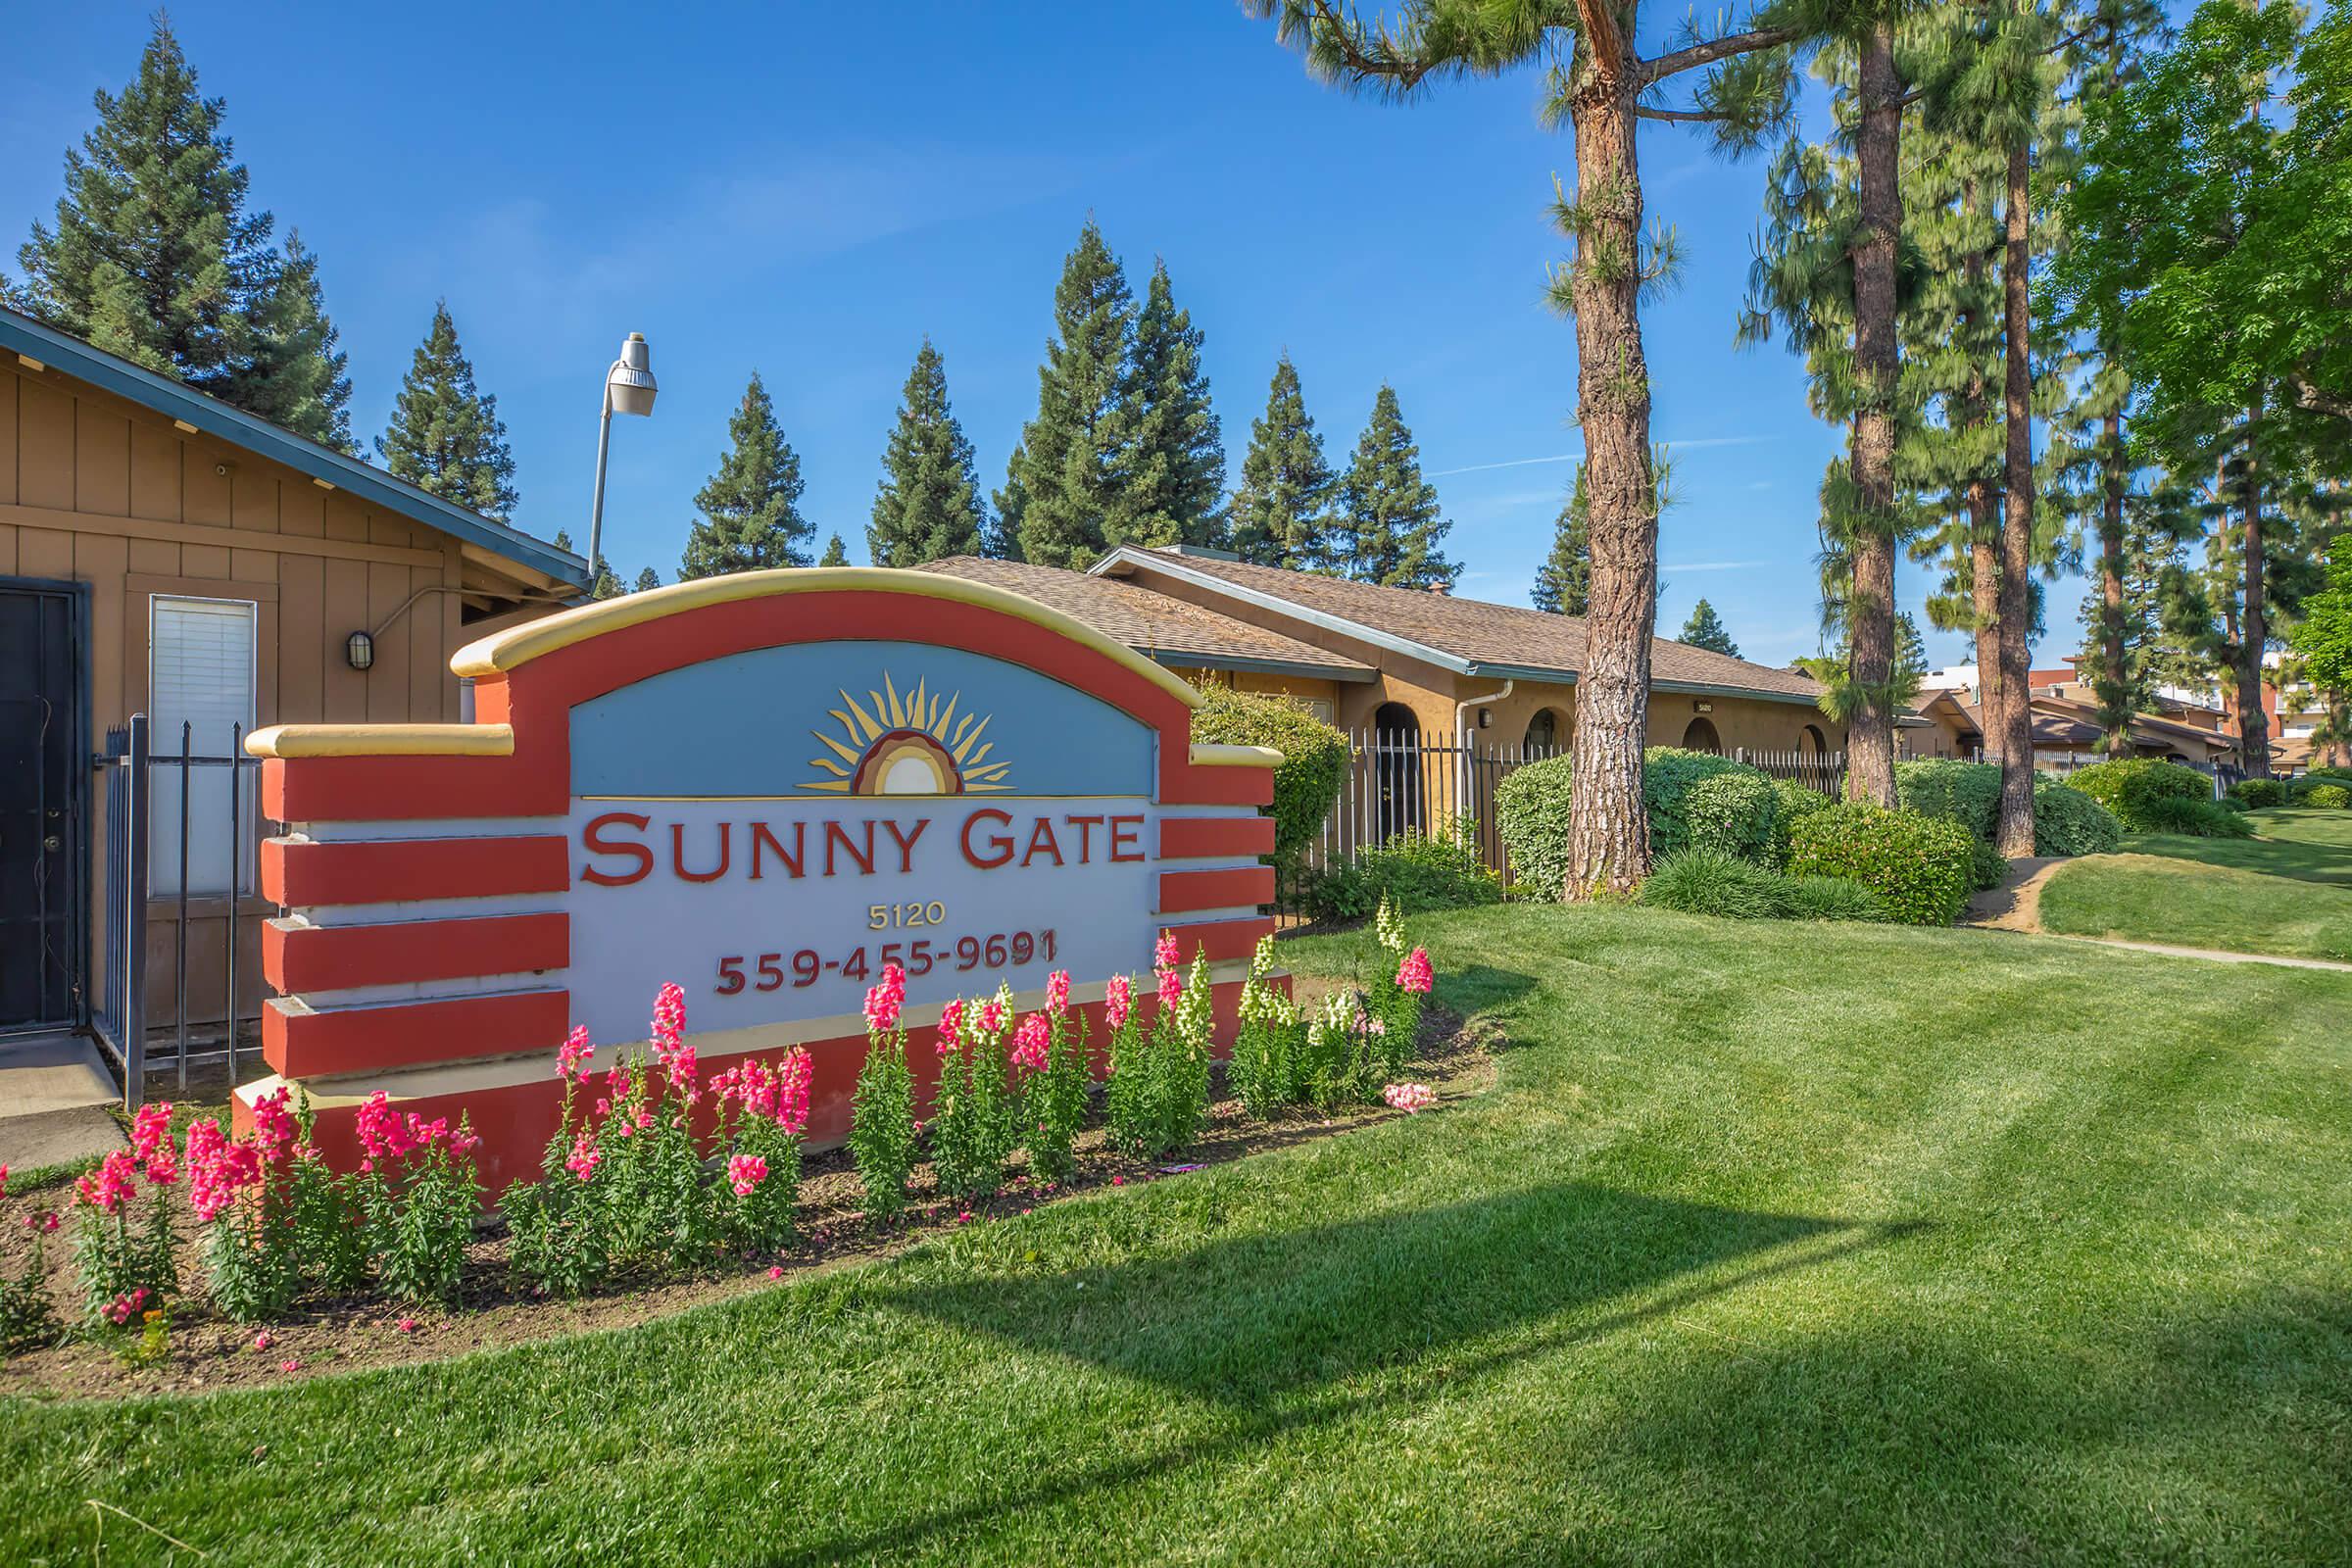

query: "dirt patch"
left=0, top=984, right=1494, bottom=1402
left=1963, top=857, right=2064, bottom=931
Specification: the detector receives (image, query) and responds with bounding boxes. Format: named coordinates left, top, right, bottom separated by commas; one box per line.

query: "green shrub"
left=1638, top=848, right=1792, bottom=920
left=1785, top=804, right=1976, bottom=926
left=2305, top=782, right=2352, bottom=809
left=2137, top=795, right=2255, bottom=838
left=1643, top=748, right=1769, bottom=859
left=2068, top=758, right=2215, bottom=831
left=2228, top=777, right=2285, bottom=808
left=1684, top=770, right=1780, bottom=864
left=1968, top=838, right=2009, bottom=892
left=1892, top=760, right=2122, bottom=858
left=1299, top=817, right=1502, bottom=921
left=1494, top=755, right=1576, bottom=900
left=1189, top=685, right=1347, bottom=866
left=1769, top=778, right=1837, bottom=866
left=2216, top=792, right=2250, bottom=812
left=1780, top=875, right=1889, bottom=922
left=2285, top=772, right=2352, bottom=805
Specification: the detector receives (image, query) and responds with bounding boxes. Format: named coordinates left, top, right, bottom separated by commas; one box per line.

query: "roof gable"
left=0, top=306, right=587, bottom=590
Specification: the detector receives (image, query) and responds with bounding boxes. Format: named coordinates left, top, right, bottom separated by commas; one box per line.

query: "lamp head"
left=607, top=331, right=657, bottom=416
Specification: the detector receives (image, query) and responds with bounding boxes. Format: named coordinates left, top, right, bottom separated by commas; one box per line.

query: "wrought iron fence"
left=1279, top=732, right=1847, bottom=914
left=91, top=713, right=262, bottom=1105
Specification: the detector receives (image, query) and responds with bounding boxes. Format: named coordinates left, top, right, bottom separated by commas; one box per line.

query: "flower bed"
left=0, top=914, right=1460, bottom=1398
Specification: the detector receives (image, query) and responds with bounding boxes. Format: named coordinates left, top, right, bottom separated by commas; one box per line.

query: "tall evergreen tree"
left=11, top=17, right=350, bottom=443
left=1110, top=260, right=1227, bottom=550
left=552, top=528, right=575, bottom=553
left=681, top=372, right=812, bottom=578
left=1680, top=599, right=1740, bottom=658
left=377, top=302, right=518, bottom=519
left=1255, top=0, right=1847, bottom=895
left=1338, top=384, right=1457, bottom=588
left=819, top=534, right=851, bottom=566
left=633, top=565, right=662, bottom=593
left=1531, top=466, right=1592, bottom=615
left=1229, top=355, right=1337, bottom=571
left=234, top=231, right=353, bottom=451
left=868, top=339, right=989, bottom=566
left=1001, top=221, right=1135, bottom=568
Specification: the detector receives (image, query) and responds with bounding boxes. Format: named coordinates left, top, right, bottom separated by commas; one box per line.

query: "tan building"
left=0, top=307, right=587, bottom=1047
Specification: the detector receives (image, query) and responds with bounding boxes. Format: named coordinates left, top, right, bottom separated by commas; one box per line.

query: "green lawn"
left=2039, top=808, right=2352, bottom=961
left=5, top=906, right=2350, bottom=1564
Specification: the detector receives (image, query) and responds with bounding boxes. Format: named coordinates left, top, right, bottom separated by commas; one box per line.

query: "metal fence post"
left=175, top=720, right=191, bottom=1090
left=121, top=714, right=149, bottom=1110
left=225, top=720, right=242, bottom=1082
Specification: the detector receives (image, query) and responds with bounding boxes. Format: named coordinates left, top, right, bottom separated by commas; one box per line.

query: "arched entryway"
left=1682, top=715, right=1722, bottom=754
left=1373, top=701, right=1424, bottom=841
left=1521, top=707, right=1565, bottom=759
left=1800, top=723, right=1830, bottom=789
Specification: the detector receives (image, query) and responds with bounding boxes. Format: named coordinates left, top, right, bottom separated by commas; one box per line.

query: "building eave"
left=0, top=307, right=589, bottom=591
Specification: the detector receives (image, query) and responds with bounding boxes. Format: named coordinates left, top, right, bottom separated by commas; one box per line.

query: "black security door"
left=0, top=578, right=84, bottom=1029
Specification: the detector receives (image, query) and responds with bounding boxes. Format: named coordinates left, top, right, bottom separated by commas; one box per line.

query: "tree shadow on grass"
left=763, top=1184, right=1923, bottom=1565
left=2129, top=831, right=2352, bottom=888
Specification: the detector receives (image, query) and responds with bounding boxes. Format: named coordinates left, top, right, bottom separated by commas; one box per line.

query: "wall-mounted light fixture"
left=346, top=630, right=375, bottom=670
left=1478, top=708, right=1494, bottom=728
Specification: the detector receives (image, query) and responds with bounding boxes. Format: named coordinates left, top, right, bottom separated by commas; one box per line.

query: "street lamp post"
left=588, top=331, right=658, bottom=586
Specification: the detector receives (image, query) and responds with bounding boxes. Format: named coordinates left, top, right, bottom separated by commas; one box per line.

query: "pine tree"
left=590, top=557, right=622, bottom=601
left=377, top=302, right=518, bottom=519
left=1531, top=466, right=1592, bottom=615
left=552, top=528, right=575, bottom=553
left=1337, top=384, right=1458, bottom=589
left=1109, top=260, right=1226, bottom=550
left=232, top=231, right=353, bottom=451
left=819, top=534, right=850, bottom=566
left=10, top=17, right=350, bottom=442
left=1680, top=599, right=1740, bottom=658
left=681, top=372, right=812, bottom=578
left=633, top=565, right=662, bottom=593
left=868, top=340, right=988, bottom=566
left=1001, top=221, right=1135, bottom=568
left=1229, top=355, right=1336, bottom=571
left=1893, top=610, right=1929, bottom=685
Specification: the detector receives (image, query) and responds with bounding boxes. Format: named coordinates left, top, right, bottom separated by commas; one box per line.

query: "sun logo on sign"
left=804, top=672, right=1012, bottom=796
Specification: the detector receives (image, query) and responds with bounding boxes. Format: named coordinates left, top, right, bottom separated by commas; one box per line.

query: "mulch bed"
left=0, top=985, right=1494, bottom=1402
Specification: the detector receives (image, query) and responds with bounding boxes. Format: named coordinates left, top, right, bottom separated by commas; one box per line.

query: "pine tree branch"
left=1635, top=105, right=1732, bottom=122
left=1639, top=27, right=1800, bottom=86
left=1279, top=0, right=1444, bottom=89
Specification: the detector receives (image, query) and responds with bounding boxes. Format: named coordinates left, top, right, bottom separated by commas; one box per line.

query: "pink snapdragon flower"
left=864, top=962, right=906, bottom=1035
left=727, top=1152, right=768, bottom=1197
left=0, top=1162, right=8, bottom=1200
left=977, top=997, right=1005, bottom=1036
left=774, top=1048, right=812, bottom=1136
left=1156, top=966, right=1184, bottom=1011
left=1382, top=1082, right=1436, bottom=1114
left=1105, top=974, right=1132, bottom=1030
left=184, top=1118, right=261, bottom=1222
left=102, top=1286, right=150, bottom=1326
left=1154, top=931, right=1181, bottom=971
left=250, top=1086, right=297, bottom=1167
left=76, top=1151, right=139, bottom=1215
left=651, top=982, right=698, bottom=1097
left=564, top=1129, right=603, bottom=1182
left=1045, top=969, right=1070, bottom=1014
left=935, top=999, right=964, bottom=1055
left=130, top=1103, right=175, bottom=1182
left=23, top=1210, right=59, bottom=1235
left=1010, top=1012, right=1052, bottom=1072
left=252, top=1330, right=274, bottom=1351
left=557, top=1025, right=595, bottom=1082
left=1396, top=948, right=1434, bottom=995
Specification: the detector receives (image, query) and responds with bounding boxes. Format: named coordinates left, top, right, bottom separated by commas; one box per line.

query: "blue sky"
left=4, top=2, right=2089, bottom=671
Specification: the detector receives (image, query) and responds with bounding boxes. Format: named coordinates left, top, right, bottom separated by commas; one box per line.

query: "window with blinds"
left=150, top=596, right=258, bottom=898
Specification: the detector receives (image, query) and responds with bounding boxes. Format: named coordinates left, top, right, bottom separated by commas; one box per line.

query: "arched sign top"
left=449, top=565, right=1206, bottom=710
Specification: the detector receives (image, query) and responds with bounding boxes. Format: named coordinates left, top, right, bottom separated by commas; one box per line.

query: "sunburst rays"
left=802, top=671, right=1013, bottom=794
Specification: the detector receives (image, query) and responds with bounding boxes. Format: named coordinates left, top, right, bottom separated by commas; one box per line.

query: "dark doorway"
left=1373, top=701, right=1424, bottom=842
left=0, top=577, right=87, bottom=1031
left=1682, top=715, right=1722, bottom=754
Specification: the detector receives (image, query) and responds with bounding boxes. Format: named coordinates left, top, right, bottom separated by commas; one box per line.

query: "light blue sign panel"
left=569, top=640, right=1154, bottom=798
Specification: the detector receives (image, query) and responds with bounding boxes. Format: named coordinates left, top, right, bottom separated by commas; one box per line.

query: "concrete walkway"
left=1965, top=856, right=2352, bottom=974
left=0, top=1034, right=125, bottom=1173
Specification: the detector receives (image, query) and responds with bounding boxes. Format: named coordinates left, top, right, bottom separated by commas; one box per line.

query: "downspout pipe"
left=1453, top=679, right=1513, bottom=834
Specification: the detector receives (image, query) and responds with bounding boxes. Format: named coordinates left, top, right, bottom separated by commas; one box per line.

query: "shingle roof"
left=1093, top=547, right=1827, bottom=705
left=914, top=557, right=1374, bottom=679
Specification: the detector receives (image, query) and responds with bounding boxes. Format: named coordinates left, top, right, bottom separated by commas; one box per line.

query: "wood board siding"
left=1, top=360, right=559, bottom=1033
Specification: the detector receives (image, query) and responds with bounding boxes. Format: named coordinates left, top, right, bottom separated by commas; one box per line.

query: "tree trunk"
left=1994, top=138, right=2036, bottom=859
left=2237, top=396, right=2271, bottom=775
left=1960, top=177, right=2001, bottom=766
left=1562, top=62, right=1656, bottom=898
left=1844, top=21, right=1903, bottom=809
left=2094, top=403, right=2131, bottom=753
